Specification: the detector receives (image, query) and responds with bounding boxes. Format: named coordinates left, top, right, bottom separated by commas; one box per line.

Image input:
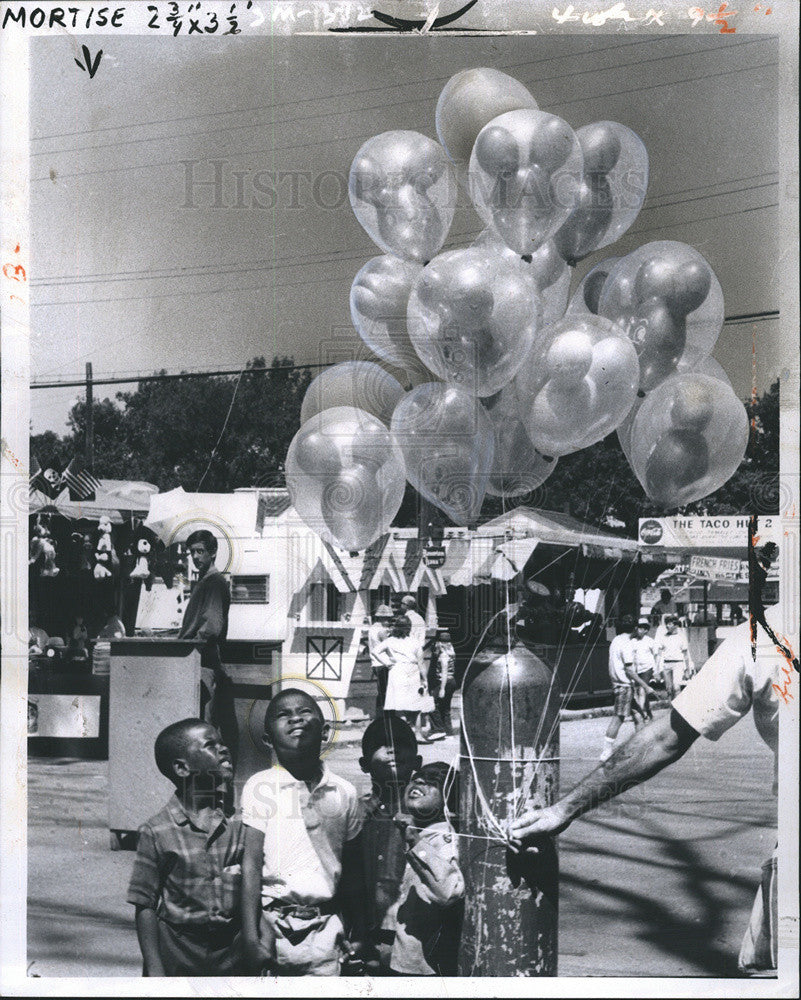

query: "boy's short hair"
left=361, top=715, right=418, bottom=762
left=618, top=615, right=635, bottom=633
left=154, top=717, right=205, bottom=780
left=185, top=529, right=218, bottom=555
left=263, top=688, right=324, bottom=736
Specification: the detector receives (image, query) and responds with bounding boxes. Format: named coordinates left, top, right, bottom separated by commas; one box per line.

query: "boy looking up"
left=358, top=716, right=422, bottom=972
left=390, top=762, right=464, bottom=977
left=240, top=688, right=366, bottom=975
left=126, top=719, right=244, bottom=977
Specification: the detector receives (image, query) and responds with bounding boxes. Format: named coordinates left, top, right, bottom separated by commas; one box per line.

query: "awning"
left=449, top=537, right=497, bottom=586
left=490, top=537, right=539, bottom=581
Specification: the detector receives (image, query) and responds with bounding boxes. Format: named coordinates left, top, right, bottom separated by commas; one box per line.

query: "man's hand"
left=508, top=802, right=570, bottom=846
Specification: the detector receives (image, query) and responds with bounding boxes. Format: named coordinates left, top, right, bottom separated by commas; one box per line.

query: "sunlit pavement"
left=26, top=708, right=777, bottom=979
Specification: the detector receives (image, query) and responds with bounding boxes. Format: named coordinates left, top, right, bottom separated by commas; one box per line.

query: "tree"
left=29, top=356, right=312, bottom=492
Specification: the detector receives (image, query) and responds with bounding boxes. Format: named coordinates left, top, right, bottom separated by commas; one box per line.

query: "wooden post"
left=85, top=362, right=94, bottom=471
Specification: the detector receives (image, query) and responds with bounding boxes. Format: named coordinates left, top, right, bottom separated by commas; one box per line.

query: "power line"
left=30, top=38, right=768, bottom=159
left=31, top=54, right=778, bottom=185
left=29, top=310, right=780, bottom=390
left=31, top=174, right=779, bottom=290
left=31, top=196, right=779, bottom=308
left=28, top=35, right=684, bottom=145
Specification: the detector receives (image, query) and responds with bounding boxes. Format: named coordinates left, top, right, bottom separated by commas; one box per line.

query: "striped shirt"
left=127, top=794, right=244, bottom=928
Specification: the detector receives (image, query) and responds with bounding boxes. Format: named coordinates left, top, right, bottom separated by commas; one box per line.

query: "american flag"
left=59, top=456, right=102, bottom=501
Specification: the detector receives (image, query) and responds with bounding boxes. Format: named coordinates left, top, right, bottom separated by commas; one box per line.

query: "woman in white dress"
left=377, top=616, right=440, bottom=741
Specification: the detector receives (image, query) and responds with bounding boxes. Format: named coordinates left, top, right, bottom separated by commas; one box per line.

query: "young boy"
left=390, top=762, right=464, bottom=977
left=358, top=716, right=422, bottom=973
left=240, top=688, right=366, bottom=976
left=655, top=615, right=692, bottom=698
left=126, top=719, right=244, bottom=977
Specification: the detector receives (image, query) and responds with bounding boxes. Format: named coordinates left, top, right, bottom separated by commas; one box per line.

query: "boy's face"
left=177, top=723, right=233, bottom=781
left=189, top=541, right=215, bottom=574
left=404, top=771, right=445, bottom=823
left=635, top=624, right=648, bottom=638
left=666, top=620, right=678, bottom=634
left=363, top=743, right=421, bottom=788
left=265, top=692, right=327, bottom=757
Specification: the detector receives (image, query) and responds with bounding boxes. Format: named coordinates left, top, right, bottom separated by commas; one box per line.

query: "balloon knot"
left=637, top=390, right=646, bottom=398
left=520, top=254, right=533, bottom=264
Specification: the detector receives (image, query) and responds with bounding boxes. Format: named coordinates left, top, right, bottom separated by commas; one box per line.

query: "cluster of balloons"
left=285, top=67, right=748, bottom=551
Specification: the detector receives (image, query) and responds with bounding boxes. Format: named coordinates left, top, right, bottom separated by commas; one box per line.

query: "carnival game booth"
left=28, top=479, right=159, bottom=760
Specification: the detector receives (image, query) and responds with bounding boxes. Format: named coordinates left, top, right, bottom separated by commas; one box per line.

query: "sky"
left=28, top=32, right=784, bottom=433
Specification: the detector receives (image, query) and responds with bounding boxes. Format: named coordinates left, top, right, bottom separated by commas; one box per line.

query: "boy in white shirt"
left=655, top=615, right=692, bottom=698
left=240, top=688, right=366, bottom=975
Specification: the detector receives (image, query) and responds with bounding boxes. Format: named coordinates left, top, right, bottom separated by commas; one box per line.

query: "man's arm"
left=510, top=709, right=699, bottom=842
left=625, top=664, right=656, bottom=696
left=134, top=905, right=166, bottom=976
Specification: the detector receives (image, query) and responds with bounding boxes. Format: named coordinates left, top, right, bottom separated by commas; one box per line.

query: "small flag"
left=30, top=456, right=64, bottom=499
left=30, top=455, right=46, bottom=496
left=60, top=456, right=101, bottom=502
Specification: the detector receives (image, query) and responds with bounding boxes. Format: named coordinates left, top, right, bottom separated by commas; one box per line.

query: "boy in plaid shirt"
left=127, top=718, right=244, bottom=976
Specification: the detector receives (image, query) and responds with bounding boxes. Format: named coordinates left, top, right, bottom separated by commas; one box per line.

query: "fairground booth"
left=28, top=479, right=160, bottom=759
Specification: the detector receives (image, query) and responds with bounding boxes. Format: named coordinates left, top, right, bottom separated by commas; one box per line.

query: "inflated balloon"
left=483, top=383, right=557, bottom=497
left=598, top=241, right=724, bottom=393
left=300, top=362, right=405, bottom=428
left=554, top=122, right=648, bottom=266
left=475, top=229, right=570, bottom=327
left=628, top=372, right=748, bottom=507
left=469, top=109, right=583, bottom=255
left=391, top=384, right=495, bottom=525
left=407, top=246, right=542, bottom=397
left=435, top=68, right=539, bottom=188
left=286, top=406, right=407, bottom=551
left=350, top=255, right=430, bottom=379
left=515, top=315, right=639, bottom=456
left=618, top=354, right=732, bottom=464
left=349, top=131, right=457, bottom=262
left=566, top=256, right=620, bottom=316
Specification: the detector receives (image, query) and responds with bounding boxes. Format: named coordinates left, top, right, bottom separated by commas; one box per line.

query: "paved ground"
left=26, top=707, right=777, bottom=980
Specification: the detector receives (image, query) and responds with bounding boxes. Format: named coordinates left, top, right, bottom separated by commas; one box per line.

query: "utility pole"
left=85, top=362, right=94, bottom=470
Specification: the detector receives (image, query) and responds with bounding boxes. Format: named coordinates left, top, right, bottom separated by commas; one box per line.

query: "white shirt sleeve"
left=672, top=630, right=752, bottom=741
left=240, top=771, right=271, bottom=835
left=342, top=780, right=364, bottom=841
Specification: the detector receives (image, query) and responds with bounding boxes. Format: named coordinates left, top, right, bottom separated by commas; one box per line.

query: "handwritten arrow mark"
left=75, top=45, right=103, bottom=79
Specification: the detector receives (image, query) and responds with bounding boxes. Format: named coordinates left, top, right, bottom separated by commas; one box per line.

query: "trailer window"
left=231, top=575, right=269, bottom=604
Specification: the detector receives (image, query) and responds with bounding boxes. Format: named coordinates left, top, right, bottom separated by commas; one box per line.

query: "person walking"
left=376, top=617, right=442, bottom=743
left=367, top=605, right=394, bottom=718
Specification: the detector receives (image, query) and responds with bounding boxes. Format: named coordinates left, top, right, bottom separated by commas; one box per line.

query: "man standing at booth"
left=178, top=530, right=239, bottom=767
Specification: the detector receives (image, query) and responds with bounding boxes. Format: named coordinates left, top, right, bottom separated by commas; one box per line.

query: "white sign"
left=638, top=515, right=779, bottom=548
left=689, top=554, right=747, bottom=582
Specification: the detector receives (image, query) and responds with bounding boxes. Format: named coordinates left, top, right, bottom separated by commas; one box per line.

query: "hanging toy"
left=129, top=536, right=156, bottom=591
